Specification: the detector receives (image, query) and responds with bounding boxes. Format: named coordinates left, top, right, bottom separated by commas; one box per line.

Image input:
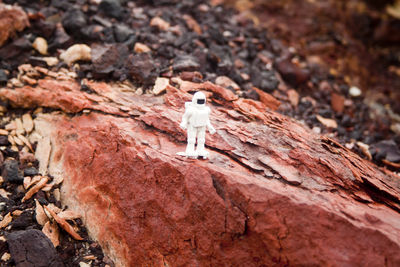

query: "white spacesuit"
left=178, top=92, right=216, bottom=159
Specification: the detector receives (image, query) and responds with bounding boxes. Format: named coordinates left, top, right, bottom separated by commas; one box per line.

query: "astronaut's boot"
left=196, top=138, right=209, bottom=159
left=185, top=137, right=197, bottom=157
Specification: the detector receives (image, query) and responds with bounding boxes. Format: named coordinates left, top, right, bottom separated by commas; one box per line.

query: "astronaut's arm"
left=180, top=108, right=191, bottom=130
left=207, top=117, right=216, bottom=134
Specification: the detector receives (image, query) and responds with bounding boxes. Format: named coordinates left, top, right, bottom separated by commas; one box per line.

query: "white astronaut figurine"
left=178, top=92, right=216, bottom=159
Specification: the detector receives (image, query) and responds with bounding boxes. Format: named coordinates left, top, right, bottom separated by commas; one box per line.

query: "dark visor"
left=197, top=99, right=205, bottom=104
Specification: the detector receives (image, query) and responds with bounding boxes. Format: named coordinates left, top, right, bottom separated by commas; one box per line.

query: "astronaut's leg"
left=185, top=125, right=197, bottom=157
left=195, top=126, right=209, bottom=158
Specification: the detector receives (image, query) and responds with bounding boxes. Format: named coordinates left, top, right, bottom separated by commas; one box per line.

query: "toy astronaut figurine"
left=178, top=92, right=216, bottom=159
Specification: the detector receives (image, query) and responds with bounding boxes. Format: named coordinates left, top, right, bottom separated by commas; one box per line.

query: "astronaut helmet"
left=192, top=91, right=206, bottom=106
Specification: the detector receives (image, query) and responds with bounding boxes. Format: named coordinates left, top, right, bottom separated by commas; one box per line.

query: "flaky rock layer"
left=1, top=77, right=400, bottom=266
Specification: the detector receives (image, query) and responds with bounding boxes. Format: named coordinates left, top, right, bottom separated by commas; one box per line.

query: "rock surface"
left=1, top=76, right=400, bottom=266
left=6, top=229, right=64, bottom=267
left=0, top=4, right=30, bottom=47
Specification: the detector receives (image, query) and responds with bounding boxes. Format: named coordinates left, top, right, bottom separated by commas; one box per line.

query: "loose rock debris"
left=0, top=110, right=112, bottom=266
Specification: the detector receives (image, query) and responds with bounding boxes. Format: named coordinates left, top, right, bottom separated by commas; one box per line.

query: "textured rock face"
left=0, top=4, right=30, bottom=47
left=2, top=77, right=400, bottom=266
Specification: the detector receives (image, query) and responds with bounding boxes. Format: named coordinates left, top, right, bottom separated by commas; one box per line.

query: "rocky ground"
left=0, top=0, right=399, bottom=266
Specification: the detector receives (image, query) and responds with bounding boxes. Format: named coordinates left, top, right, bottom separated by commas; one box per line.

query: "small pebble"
left=349, top=86, right=362, bottom=97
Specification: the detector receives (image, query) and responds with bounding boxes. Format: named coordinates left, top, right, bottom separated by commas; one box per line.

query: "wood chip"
left=382, top=159, right=400, bottom=168
left=83, top=255, right=97, bottom=260
left=316, top=115, right=338, bottom=128
left=47, top=203, right=62, bottom=214
left=134, top=42, right=151, bottom=53
left=1, top=252, right=10, bottom=261
left=23, top=177, right=32, bottom=189
left=150, top=16, right=170, bottom=31
left=35, top=199, right=49, bottom=226
left=24, top=175, right=41, bottom=190
left=42, top=221, right=60, bottom=247
left=53, top=188, right=61, bottom=202
left=44, top=206, right=83, bottom=241
left=58, top=210, right=81, bottom=221
left=22, top=113, right=34, bottom=133
left=0, top=189, right=10, bottom=199
left=356, top=141, right=372, bottom=160
left=5, top=121, right=16, bottom=131
left=287, top=89, right=299, bottom=107
left=12, top=210, right=23, bottom=217
left=8, top=135, right=16, bottom=146
left=0, top=213, right=12, bottom=229
left=17, top=134, right=33, bottom=152
left=35, top=137, right=51, bottom=175
left=152, top=77, right=169, bottom=95
left=12, top=135, right=24, bottom=146
left=0, top=129, right=8, bottom=135
left=15, top=118, right=25, bottom=135
left=22, top=176, right=49, bottom=202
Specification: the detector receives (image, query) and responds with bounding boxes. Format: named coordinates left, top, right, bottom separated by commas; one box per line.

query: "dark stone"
left=251, top=69, right=279, bottom=92
left=173, top=55, right=200, bottom=72
left=49, top=24, right=72, bottom=50
left=10, top=210, right=34, bottom=230
left=91, top=43, right=130, bottom=79
left=0, top=69, right=8, bottom=84
left=62, top=9, right=87, bottom=37
left=7, top=229, right=64, bottom=267
left=208, top=44, right=233, bottom=75
left=276, top=58, right=310, bottom=87
left=99, top=0, right=123, bottom=19
left=24, top=167, right=39, bottom=177
left=81, top=25, right=104, bottom=41
left=126, top=53, right=158, bottom=87
left=2, top=159, right=23, bottom=184
left=113, top=24, right=135, bottom=43
left=51, top=0, right=73, bottom=10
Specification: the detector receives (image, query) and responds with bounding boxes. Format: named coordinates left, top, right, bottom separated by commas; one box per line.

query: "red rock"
left=276, top=58, right=310, bottom=87
left=331, top=92, right=345, bottom=113
left=182, top=14, right=202, bottom=35
left=0, top=4, right=30, bottom=47
left=253, top=87, right=281, bottom=110
left=3, top=78, right=400, bottom=267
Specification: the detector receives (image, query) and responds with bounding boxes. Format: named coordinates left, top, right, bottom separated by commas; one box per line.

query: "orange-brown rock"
left=1, top=77, right=400, bottom=266
left=0, top=4, right=30, bottom=47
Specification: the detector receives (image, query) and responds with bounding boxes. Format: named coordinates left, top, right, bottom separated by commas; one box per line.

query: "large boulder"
left=1, top=77, right=400, bottom=266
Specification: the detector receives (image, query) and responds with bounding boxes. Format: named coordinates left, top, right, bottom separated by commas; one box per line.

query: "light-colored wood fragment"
left=0, top=129, right=8, bottom=135
left=12, top=210, right=23, bottom=217
left=22, top=114, right=34, bottom=133
left=1, top=252, right=10, bottom=261
left=44, top=206, right=84, bottom=241
left=8, top=135, right=15, bottom=146
left=17, top=134, right=33, bottom=152
left=83, top=255, right=96, bottom=260
left=23, top=176, right=32, bottom=190
left=316, top=115, right=338, bottom=129
left=47, top=203, right=62, bottom=214
left=5, top=121, right=16, bottom=131
left=53, top=188, right=61, bottom=202
left=22, top=176, right=49, bottom=202
left=0, top=189, right=9, bottom=199
left=12, top=135, right=24, bottom=146
left=35, top=137, right=51, bottom=175
left=58, top=210, right=81, bottom=221
left=15, top=118, right=24, bottom=135
left=42, top=221, right=60, bottom=247
left=35, top=199, right=49, bottom=226
left=10, top=146, right=18, bottom=152
left=0, top=213, right=12, bottom=229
